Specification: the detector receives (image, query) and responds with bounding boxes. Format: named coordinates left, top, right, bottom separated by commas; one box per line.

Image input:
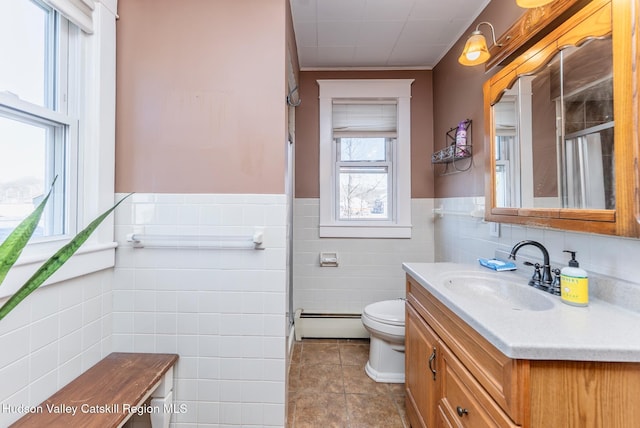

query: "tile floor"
left=287, top=339, right=409, bottom=428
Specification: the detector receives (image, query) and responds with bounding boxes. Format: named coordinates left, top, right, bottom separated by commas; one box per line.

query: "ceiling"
left=290, top=0, right=490, bottom=70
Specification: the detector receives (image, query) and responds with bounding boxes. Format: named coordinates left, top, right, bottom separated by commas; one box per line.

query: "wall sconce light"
left=458, top=22, right=502, bottom=67
left=517, top=0, right=555, bottom=7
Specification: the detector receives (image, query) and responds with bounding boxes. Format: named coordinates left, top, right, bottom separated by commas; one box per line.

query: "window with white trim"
left=0, top=0, right=78, bottom=243
left=0, top=0, right=117, bottom=297
left=318, top=79, right=413, bottom=238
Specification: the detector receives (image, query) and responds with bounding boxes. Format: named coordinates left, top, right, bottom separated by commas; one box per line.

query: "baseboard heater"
left=294, top=309, right=369, bottom=340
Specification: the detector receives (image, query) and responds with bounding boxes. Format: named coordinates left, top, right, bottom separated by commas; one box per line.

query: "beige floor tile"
left=297, top=364, right=344, bottom=394
left=288, top=362, right=301, bottom=392
left=293, top=392, right=348, bottom=428
left=287, top=339, right=407, bottom=427
left=388, top=382, right=405, bottom=397
left=301, top=342, right=341, bottom=365
left=339, top=343, right=370, bottom=366
left=291, top=342, right=303, bottom=364
left=287, top=390, right=298, bottom=427
left=346, top=393, right=405, bottom=428
left=342, top=365, right=390, bottom=395
left=393, top=394, right=409, bottom=427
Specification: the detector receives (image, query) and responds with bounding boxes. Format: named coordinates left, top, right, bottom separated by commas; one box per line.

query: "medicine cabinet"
left=483, top=0, right=639, bottom=237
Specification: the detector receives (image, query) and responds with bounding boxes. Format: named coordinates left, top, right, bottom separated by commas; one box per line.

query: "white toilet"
left=361, top=298, right=406, bottom=383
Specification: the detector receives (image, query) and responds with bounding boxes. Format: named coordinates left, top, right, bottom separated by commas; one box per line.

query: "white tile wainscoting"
left=113, top=193, right=288, bottom=427
left=434, top=197, right=640, bottom=304
left=0, top=270, right=114, bottom=427
left=4, top=193, right=636, bottom=428
left=293, top=198, right=435, bottom=315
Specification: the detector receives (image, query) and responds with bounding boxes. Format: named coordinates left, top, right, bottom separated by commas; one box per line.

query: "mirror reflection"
left=493, top=37, right=614, bottom=210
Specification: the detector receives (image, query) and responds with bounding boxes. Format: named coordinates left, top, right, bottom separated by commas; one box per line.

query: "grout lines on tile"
left=287, top=339, right=408, bottom=428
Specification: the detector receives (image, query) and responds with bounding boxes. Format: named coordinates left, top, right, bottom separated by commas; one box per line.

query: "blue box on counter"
left=478, top=258, right=517, bottom=271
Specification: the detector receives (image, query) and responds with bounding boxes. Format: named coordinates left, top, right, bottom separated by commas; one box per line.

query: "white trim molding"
left=317, top=79, right=414, bottom=238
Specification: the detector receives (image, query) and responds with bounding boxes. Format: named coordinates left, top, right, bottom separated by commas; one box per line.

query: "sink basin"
left=440, top=272, right=555, bottom=311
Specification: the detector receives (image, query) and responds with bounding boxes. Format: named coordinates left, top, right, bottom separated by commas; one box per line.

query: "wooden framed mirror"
left=483, top=0, right=639, bottom=237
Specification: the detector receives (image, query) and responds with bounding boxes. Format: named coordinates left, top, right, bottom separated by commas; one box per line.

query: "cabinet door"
left=406, top=304, right=440, bottom=428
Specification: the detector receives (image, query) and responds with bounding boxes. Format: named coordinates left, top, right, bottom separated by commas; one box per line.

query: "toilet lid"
left=364, top=299, right=405, bottom=326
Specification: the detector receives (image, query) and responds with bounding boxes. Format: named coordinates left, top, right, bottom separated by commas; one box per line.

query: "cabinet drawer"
left=407, top=275, right=526, bottom=424
left=436, top=405, right=455, bottom=428
left=439, top=344, right=520, bottom=428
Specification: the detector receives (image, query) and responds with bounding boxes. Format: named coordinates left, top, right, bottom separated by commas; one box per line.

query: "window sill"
left=0, top=242, right=117, bottom=299
left=319, top=224, right=412, bottom=239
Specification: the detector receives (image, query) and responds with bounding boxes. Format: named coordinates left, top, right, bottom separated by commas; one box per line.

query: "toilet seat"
left=363, top=299, right=405, bottom=326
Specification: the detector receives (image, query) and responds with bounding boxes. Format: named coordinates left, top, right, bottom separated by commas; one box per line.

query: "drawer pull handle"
left=428, top=347, right=437, bottom=380
left=456, top=406, right=469, bottom=417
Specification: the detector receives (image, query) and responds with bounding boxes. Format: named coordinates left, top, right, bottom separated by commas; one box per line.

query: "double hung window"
left=318, top=79, right=413, bottom=238
left=333, top=102, right=396, bottom=221
left=0, top=0, right=78, bottom=243
left=0, top=0, right=116, bottom=297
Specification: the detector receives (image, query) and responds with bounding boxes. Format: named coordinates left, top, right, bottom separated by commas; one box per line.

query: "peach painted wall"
left=295, top=70, right=434, bottom=198
left=115, top=0, right=287, bottom=194
left=432, top=0, right=523, bottom=198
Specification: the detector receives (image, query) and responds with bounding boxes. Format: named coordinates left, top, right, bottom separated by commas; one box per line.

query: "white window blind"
left=43, top=0, right=94, bottom=33
left=332, top=102, right=397, bottom=134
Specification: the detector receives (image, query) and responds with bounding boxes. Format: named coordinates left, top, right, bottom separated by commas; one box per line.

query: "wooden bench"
left=11, top=352, right=179, bottom=428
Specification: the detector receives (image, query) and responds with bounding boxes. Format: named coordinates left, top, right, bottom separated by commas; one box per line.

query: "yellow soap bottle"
left=560, top=250, right=588, bottom=307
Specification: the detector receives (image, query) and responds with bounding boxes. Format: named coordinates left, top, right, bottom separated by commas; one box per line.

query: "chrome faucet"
left=509, top=240, right=553, bottom=290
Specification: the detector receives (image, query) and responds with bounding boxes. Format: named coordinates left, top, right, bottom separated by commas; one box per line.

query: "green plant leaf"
left=0, top=193, right=132, bottom=321
left=0, top=178, right=57, bottom=287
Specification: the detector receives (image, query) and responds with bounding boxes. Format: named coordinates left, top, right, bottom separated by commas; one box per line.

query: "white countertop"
left=403, top=262, right=640, bottom=362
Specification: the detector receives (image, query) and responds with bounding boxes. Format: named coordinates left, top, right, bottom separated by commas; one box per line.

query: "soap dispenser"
left=455, top=120, right=468, bottom=156
left=560, top=250, right=589, bottom=307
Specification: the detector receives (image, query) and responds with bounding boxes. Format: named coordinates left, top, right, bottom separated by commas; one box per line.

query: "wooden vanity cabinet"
left=405, top=274, right=640, bottom=428
left=406, top=275, right=523, bottom=428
